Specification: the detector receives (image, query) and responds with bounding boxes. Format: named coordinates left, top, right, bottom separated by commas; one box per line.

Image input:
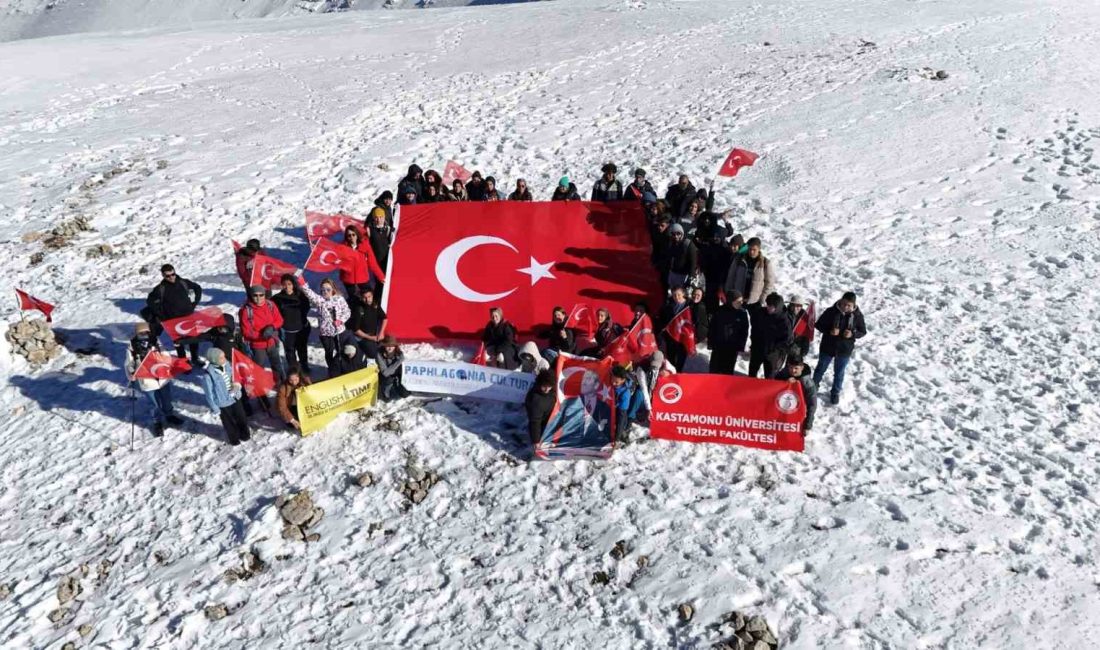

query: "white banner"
left=403, top=360, right=535, bottom=404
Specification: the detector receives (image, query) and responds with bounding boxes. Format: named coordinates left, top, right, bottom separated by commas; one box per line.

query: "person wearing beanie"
left=723, top=236, right=777, bottom=306
left=775, top=354, right=817, bottom=433
left=707, top=290, right=750, bottom=374
left=785, top=295, right=813, bottom=358
left=465, top=171, right=487, bottom=201
left=663, top=223, right=698, bottom=292
left=748, top=292, right=792, bottom=379
left=482, top=176, right=506, bottom=201
left=234, top=238, right=263, bottom=292
left=813, top=291, right=867, bottom=404
left=373, top=190, right=395, bottom=226
left=552, top=176, right=581, bottom=201
left=591, top=163, right=624, bottom=201
left=508, top=178, right=533, bottom=202
left=525, top=369, right=557, bottom=447
left=376, top=334, right=411, bottom=402
left=125, top=321, right=183, bottom=438
left=334, top=342, right=367, bottom=376
left=199, top=347, right=251, bottom=446
left=239, top=283, right=287, bottom=384
left=623, top=167, right=655, bottom=201
left=398, top=164, right=425, bottom=203
left=368, top=206, right=394, bottom=276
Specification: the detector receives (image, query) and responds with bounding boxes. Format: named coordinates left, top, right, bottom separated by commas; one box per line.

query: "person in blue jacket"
left=611, top=365, right=643, bottom=439
left=199, top=347, right=251, bottom=446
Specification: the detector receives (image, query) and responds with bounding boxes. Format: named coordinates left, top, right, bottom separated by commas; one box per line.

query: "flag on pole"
left=793, top=300, right=817, bottom=342
left=717, top=148, right=759, bottom=178
left=565, top=303, right=597, bottom=340
left=304, top=237, right=361, bottom=274
left=231, top=349, right=276, bottom=398
left=14, top=289, right=55, bottom=322
left=442, top=160, right=473, bottom=186
left=663, top=307, right=697, bottom=356
left=472, top=343, right=488, bottom=366
left=606, top=314, right=659, bottom=365
left=249, top=253, right=299, bottom=290
left=133, top=349, right=191, bottom=380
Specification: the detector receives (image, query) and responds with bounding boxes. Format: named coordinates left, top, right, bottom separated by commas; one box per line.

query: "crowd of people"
left=126, top=161, right=867, bottom=447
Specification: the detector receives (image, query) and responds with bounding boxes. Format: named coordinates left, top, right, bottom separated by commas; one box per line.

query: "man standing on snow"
left=707, top=290, right=749, bottom=374
left=591, top=163, right=624, bottom=201
left=144, top=263, right=203, bottom=366
left=234, top=239, right=262, bottom=292
left=623, top=168, right=655, bottom=201
left=239, top=284, right=286, bottom=384
left=724, top=237, right=777, bottom=306
left=813, top=291, right=867, bottom=405
left=125, top=322, right=184, bottom=437
left=748, top=292, right=792, bottom=379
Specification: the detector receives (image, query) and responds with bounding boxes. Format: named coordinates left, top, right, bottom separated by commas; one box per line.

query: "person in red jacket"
left=239, top=285, right=287, bottom=382
left=340, top=225, right=386, bottom=303
left=234, top=239, right=262, bottom=291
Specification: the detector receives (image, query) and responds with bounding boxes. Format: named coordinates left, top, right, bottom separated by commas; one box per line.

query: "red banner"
left=305, top=211, right=362, bottom=243
left=650, top=374, right=805, bottom=452
left=133, top=350, right=191, bottom=380
left=536, top=353, right=616, bottom=460
left=717, top=147, right=759, bottom=178
left=249, top=253, right=298, bottom=290
left=386, top=201, right=657, bottom=340
left=15, top=288, right=55, bottom=322
left=304, top=237, right=359, bottom=274
left=161, top=307, right=226, bottom=342
left=607, top=314, right=658, bottom=365
left=231, top=348, right=276, bottom=398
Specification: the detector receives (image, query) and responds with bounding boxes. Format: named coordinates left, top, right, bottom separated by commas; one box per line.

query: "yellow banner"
left=298, top=365, right=379, bottom=436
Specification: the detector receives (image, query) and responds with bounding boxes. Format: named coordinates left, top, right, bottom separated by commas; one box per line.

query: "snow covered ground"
left=2, top=0, right=1100, bottom=647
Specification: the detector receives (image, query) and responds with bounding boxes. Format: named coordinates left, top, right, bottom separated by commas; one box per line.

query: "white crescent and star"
left=435, top=235, right=556, bottom=303
left=318, top=250, right=340, bottom=268
left=149, top=362, right=171, bottom=378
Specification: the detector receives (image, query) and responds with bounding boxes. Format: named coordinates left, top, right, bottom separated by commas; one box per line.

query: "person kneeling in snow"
left=775, top=354, right=817, bottom=433
left=481, top=307, right=519, bottom=370
left=376, top=335, right=411, bottom=402
left=126, top=322, right=183, bottom=437
left=276, top=367, right=312, bottom=432
left=199, top=348, right=251, bottom=446
left=525, top=369, right=557, bottom=447
left=518, top=341, right=550, bottom=374
left=611, top=365, right=644, bottom=439
left=334, top=343, right=367, bottom=377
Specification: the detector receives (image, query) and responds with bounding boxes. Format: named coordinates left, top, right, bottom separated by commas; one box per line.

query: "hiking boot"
left=153, top=422, right=165, bottom=438
left=166, top=414, right=184, bottom=426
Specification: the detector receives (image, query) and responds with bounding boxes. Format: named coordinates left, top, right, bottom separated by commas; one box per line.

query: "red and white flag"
left=565, top=303, right=597, bottom=340
left=305, top=211, right=362, bottom=243
left=231, top=349, right=276, bottom=398
left=385, top=201, right=659, bottom=340
left=793, top=300, right=817, bottom=342
left=231, top=239, right=242, bottom=253
left=304, top=237, right=361, bottom=274
left=249, top=253, right=299, bottom=290
left=161, top=307, right=226, bottom=342
left=607, top=314, right=659, bottom=366
left=717, top=147, right=759, bottom=178
left=14, top=289, right=55, bottom=322
left=471, top=343, right=488, bottom=366
left=663, top=307, right=697, bottom=356
left=442, top=160, right=473, bottom=186
left=133, top=349, right=191, bottom=380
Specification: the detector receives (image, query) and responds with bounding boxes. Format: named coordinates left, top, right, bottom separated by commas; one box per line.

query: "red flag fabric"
left=717, top=147, right=759, bottom=178
left=305, top=211, right=362, bottom=243
left=536, top=353, right=616, bottom=460
left=565, top=303, right=597, bottom=340
left=249, top=253, right=299, bottom=290
left=385, top=201, right=658, bottom=340
left=442, top=160, right=473, bottom=186
left=133, top=349, right=191, bottom=380
left=161, top=307, right=226, bottom=342
left=650, top=374, right=805, bottom=452
left=231, top=239, right=242, bottom=253
left=472, top=343, right=488, bottom=366
left=663, top=307, right=697, bottom=356
left=304, top=237, right=361, bottom=274
left=793, top=300, right=816, bottom=342
left=231, top=349, right=276, bottom=398
left=606, top=314, right=659, bottom=366
left=14, top=289, right=55, bottom=322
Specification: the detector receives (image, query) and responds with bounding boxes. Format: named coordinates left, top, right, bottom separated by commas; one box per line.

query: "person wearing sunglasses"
left=296, top=275, right=352, bottom=378
left=143, top=263, right=203, bottom=366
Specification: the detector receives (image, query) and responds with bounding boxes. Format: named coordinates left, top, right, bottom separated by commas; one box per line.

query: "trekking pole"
left=129, top=383, right=136, bottom=451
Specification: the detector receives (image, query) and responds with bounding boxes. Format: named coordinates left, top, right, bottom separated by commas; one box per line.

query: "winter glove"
left=334, top=320, right=344, bottom=329
left=260, top=325, right=276, bottom=339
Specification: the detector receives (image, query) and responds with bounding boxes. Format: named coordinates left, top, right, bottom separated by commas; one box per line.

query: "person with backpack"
left=748, top=292, right=792, bottom=379
left=297, top=276, right=352, bottom=378
left=707, top=290, right=749, bottom=374
left=551, top=176, right=581, bottom=201
left=199, top=347, right=251, bottom=446
left=234, top=239, right=263, bottom=291
left=664, top=174, right=696, bottom=217
left=125, top=322, right=183, bottom=437
left=144, top=264, right=203, bottom=366
left=813, top=291, right=867, bottom=404
left=775, top=354, right=817, bottom=433
left=508, top=179, right=533, bottom=201
left=611, top=364, right=643, bottom=439
left=376, top=335, right=411, bottom=402
left=272, top=274, right=311, bottom=375
left=239, top=285, right=287, bottom=383
left=481, top=307, right=519, bottom=370
left=623, top=168, right=655, bottom=201
left=591, top=163, right=623, bottom=201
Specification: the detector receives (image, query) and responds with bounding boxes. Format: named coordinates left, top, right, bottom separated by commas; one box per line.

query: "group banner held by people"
left=297, top=365, right=379, bottom=436
left=403, top=360, right=535, bottom=404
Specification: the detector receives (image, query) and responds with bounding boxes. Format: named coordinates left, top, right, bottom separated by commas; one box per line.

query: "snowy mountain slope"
left=0, top=0, right=543, bottom=42
left=1, top=0, right=1100, bottom=647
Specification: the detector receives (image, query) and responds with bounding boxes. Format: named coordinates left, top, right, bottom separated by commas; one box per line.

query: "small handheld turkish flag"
left=793, top=300, right=816, bottom=342
left=717, top=147, right=759, bottom=178
left=249, top=253, right=299, bottom=290
left=442, top=160, right=473, bottom=186
left=472, top=343, right=488, bottom=366
left=664, top=307, right=697, bottom=356
left=231, top=240, right=242, bottom=253
left=232, top=349, right=275, bottom=398
left=565, top=303, right=597, bottom=340
left=161, top=307, right=226, bottom=342
left=14, top=289, right=55, bottom=322
left=133, top=350, right=191, bottom=380
left=304, top=237, right=360, bottom=274
left=305, top=211, right=363, bottom=243
left=606, top=314, right=658, bottom=365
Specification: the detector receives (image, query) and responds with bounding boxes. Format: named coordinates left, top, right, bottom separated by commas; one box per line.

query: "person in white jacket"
left=518, top=341, right=550, bottom=374
left=125, top=322, right=182, bottom=437
left=296, top=275, right=352, bottom=378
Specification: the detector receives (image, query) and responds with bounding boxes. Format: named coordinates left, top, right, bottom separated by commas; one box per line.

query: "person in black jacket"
left=398, top=164, right=425, bottom=203
left=334, top=343, right=368, bottom=377
left=551, top=176, right=581, bottom=201
left=623, top=168, right=655, bottom=201
left=581, top=308, right=623, bottom=357
left=707, top=290, right=749, bottom=374
left=525, top=369, right=557, bottom=447
left=465, top=171, right=487, bottom=201
left=349, top=287, right=387, bottom=359
left=508, top=179, right=533, bottom=201
left=373, top=190, right=395, bottom=226
left=272, top=274, right=311, bottom=374
left=591, top=163, right=623, bottom=201
left=664, top=224, right=698, bottom=290
left=748, top=292, right=792, bottom=379
left=812, top=291, right=867, bottom=404
left=542, top=306, right=576, bottom=362
left=664, top=174, right=696, bottom=217
left=688, top=286, right=709, bottom=345
left=144, top=264, right=203, bottom=365
left=775, top=354, right=817, bottom=432
left=482, top=307, right=519, bottom=370
left=367, top=207, right=394, bottom=275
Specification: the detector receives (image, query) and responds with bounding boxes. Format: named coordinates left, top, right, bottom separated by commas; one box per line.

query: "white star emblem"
left=516, top=256, right=556, bottom=286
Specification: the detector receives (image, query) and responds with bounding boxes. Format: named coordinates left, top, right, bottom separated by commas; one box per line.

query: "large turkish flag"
left=385, top=201, right=658, bottom=340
